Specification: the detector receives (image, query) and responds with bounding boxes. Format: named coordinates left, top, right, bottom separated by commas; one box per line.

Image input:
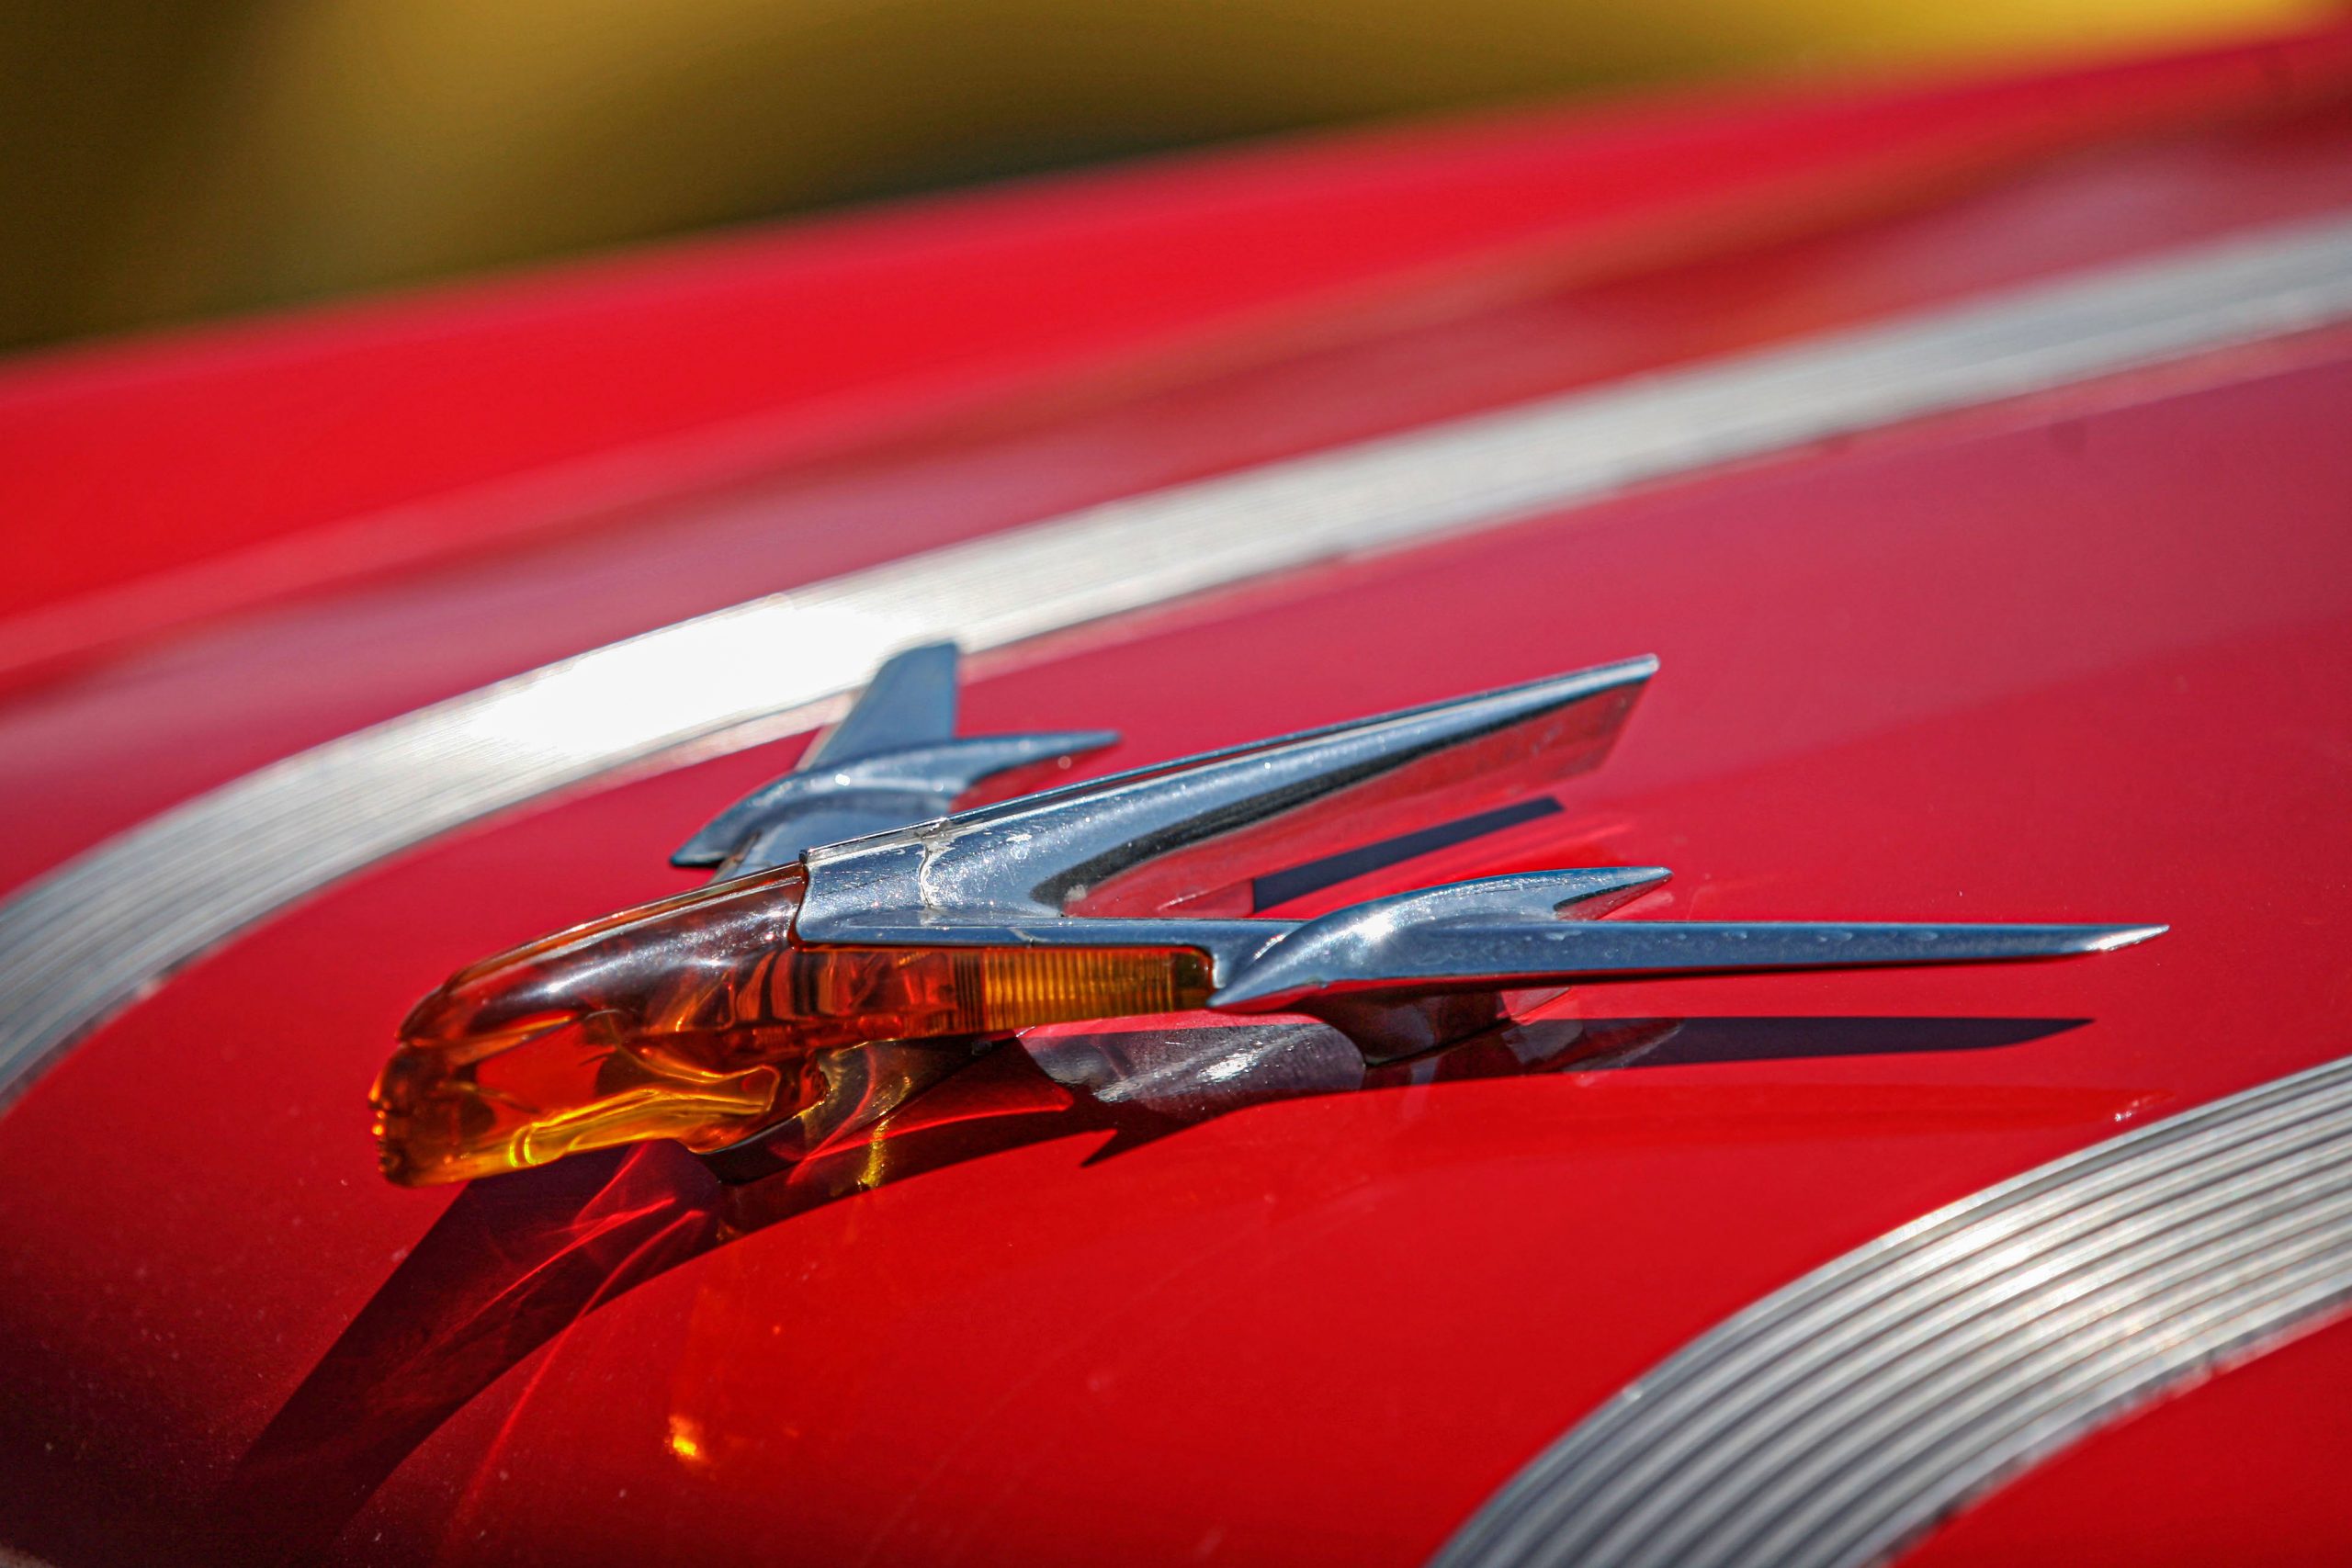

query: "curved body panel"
left=6, top=28, right=2352, bottom=1567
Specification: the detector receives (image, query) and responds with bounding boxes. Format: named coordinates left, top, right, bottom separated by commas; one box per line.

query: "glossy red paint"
left=10, top=80, right=2352, bottom=900
left=5, top=28, right=2352, bottom=683
left=6, top=33, right=2352, bottom=1568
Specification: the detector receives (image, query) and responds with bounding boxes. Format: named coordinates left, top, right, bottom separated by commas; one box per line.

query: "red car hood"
left=6, top=28, right=2352, bottom=1568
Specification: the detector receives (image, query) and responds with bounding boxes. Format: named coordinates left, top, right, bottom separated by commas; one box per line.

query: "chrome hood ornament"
left=373, top=645, right=2162, bottom=1186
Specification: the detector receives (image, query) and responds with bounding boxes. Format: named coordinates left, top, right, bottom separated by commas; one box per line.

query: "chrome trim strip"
left=6, top=213, right=2352, bottom=1105
left=1429, top=1053, right=2352, bottom=1568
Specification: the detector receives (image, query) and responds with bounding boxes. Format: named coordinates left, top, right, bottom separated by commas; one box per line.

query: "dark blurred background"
left=2, top=0, right=2330, bottom=353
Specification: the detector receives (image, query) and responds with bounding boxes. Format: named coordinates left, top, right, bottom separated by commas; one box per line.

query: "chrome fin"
left=673, top=642, right=1117, bottom=875
left=803, top=639, right=961, bottom=766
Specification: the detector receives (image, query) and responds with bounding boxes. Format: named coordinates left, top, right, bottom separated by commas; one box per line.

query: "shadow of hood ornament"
left=371, top=645, right=2163, bottom=1187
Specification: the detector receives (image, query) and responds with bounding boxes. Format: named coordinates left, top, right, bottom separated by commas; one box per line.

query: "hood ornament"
left=372, top=645, right=2163, bottom=1186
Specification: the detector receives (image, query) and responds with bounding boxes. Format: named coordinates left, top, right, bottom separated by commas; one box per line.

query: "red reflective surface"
left=6, top=24, right=2351, bottom=674
left=11, top=47, right=2352, bottom=900
left=6, top=28, right=2352, bottom=1568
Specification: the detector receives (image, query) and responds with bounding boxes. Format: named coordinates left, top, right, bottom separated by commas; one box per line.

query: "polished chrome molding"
left=6, top=212, right=2352, bottom=1106
left=1430, top=1053, right=2352, bottom=1568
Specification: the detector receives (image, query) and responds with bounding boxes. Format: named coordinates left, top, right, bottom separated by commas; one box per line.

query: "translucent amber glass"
left=372, top=864, right=1212, bottom=1185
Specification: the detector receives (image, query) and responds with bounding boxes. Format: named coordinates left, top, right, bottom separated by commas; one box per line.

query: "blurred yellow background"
left=1, top=0, right=2334, bottom=351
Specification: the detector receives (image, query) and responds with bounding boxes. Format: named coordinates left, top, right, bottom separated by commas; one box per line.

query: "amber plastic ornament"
left=372, top=865, right=1213, bottom=1185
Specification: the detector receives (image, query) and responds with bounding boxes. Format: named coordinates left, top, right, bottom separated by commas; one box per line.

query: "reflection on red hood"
left=6, top=27, right=2352, bottom=1568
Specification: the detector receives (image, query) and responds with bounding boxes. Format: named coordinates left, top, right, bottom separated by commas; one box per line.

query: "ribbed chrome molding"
left=1430, top=1053, right=2352, bottom=1568
left=6, top=213, right=2352, bottom=1106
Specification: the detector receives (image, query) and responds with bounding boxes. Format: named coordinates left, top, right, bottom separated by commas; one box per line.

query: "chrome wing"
left=782, top=650, right=2158, bottom=1027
